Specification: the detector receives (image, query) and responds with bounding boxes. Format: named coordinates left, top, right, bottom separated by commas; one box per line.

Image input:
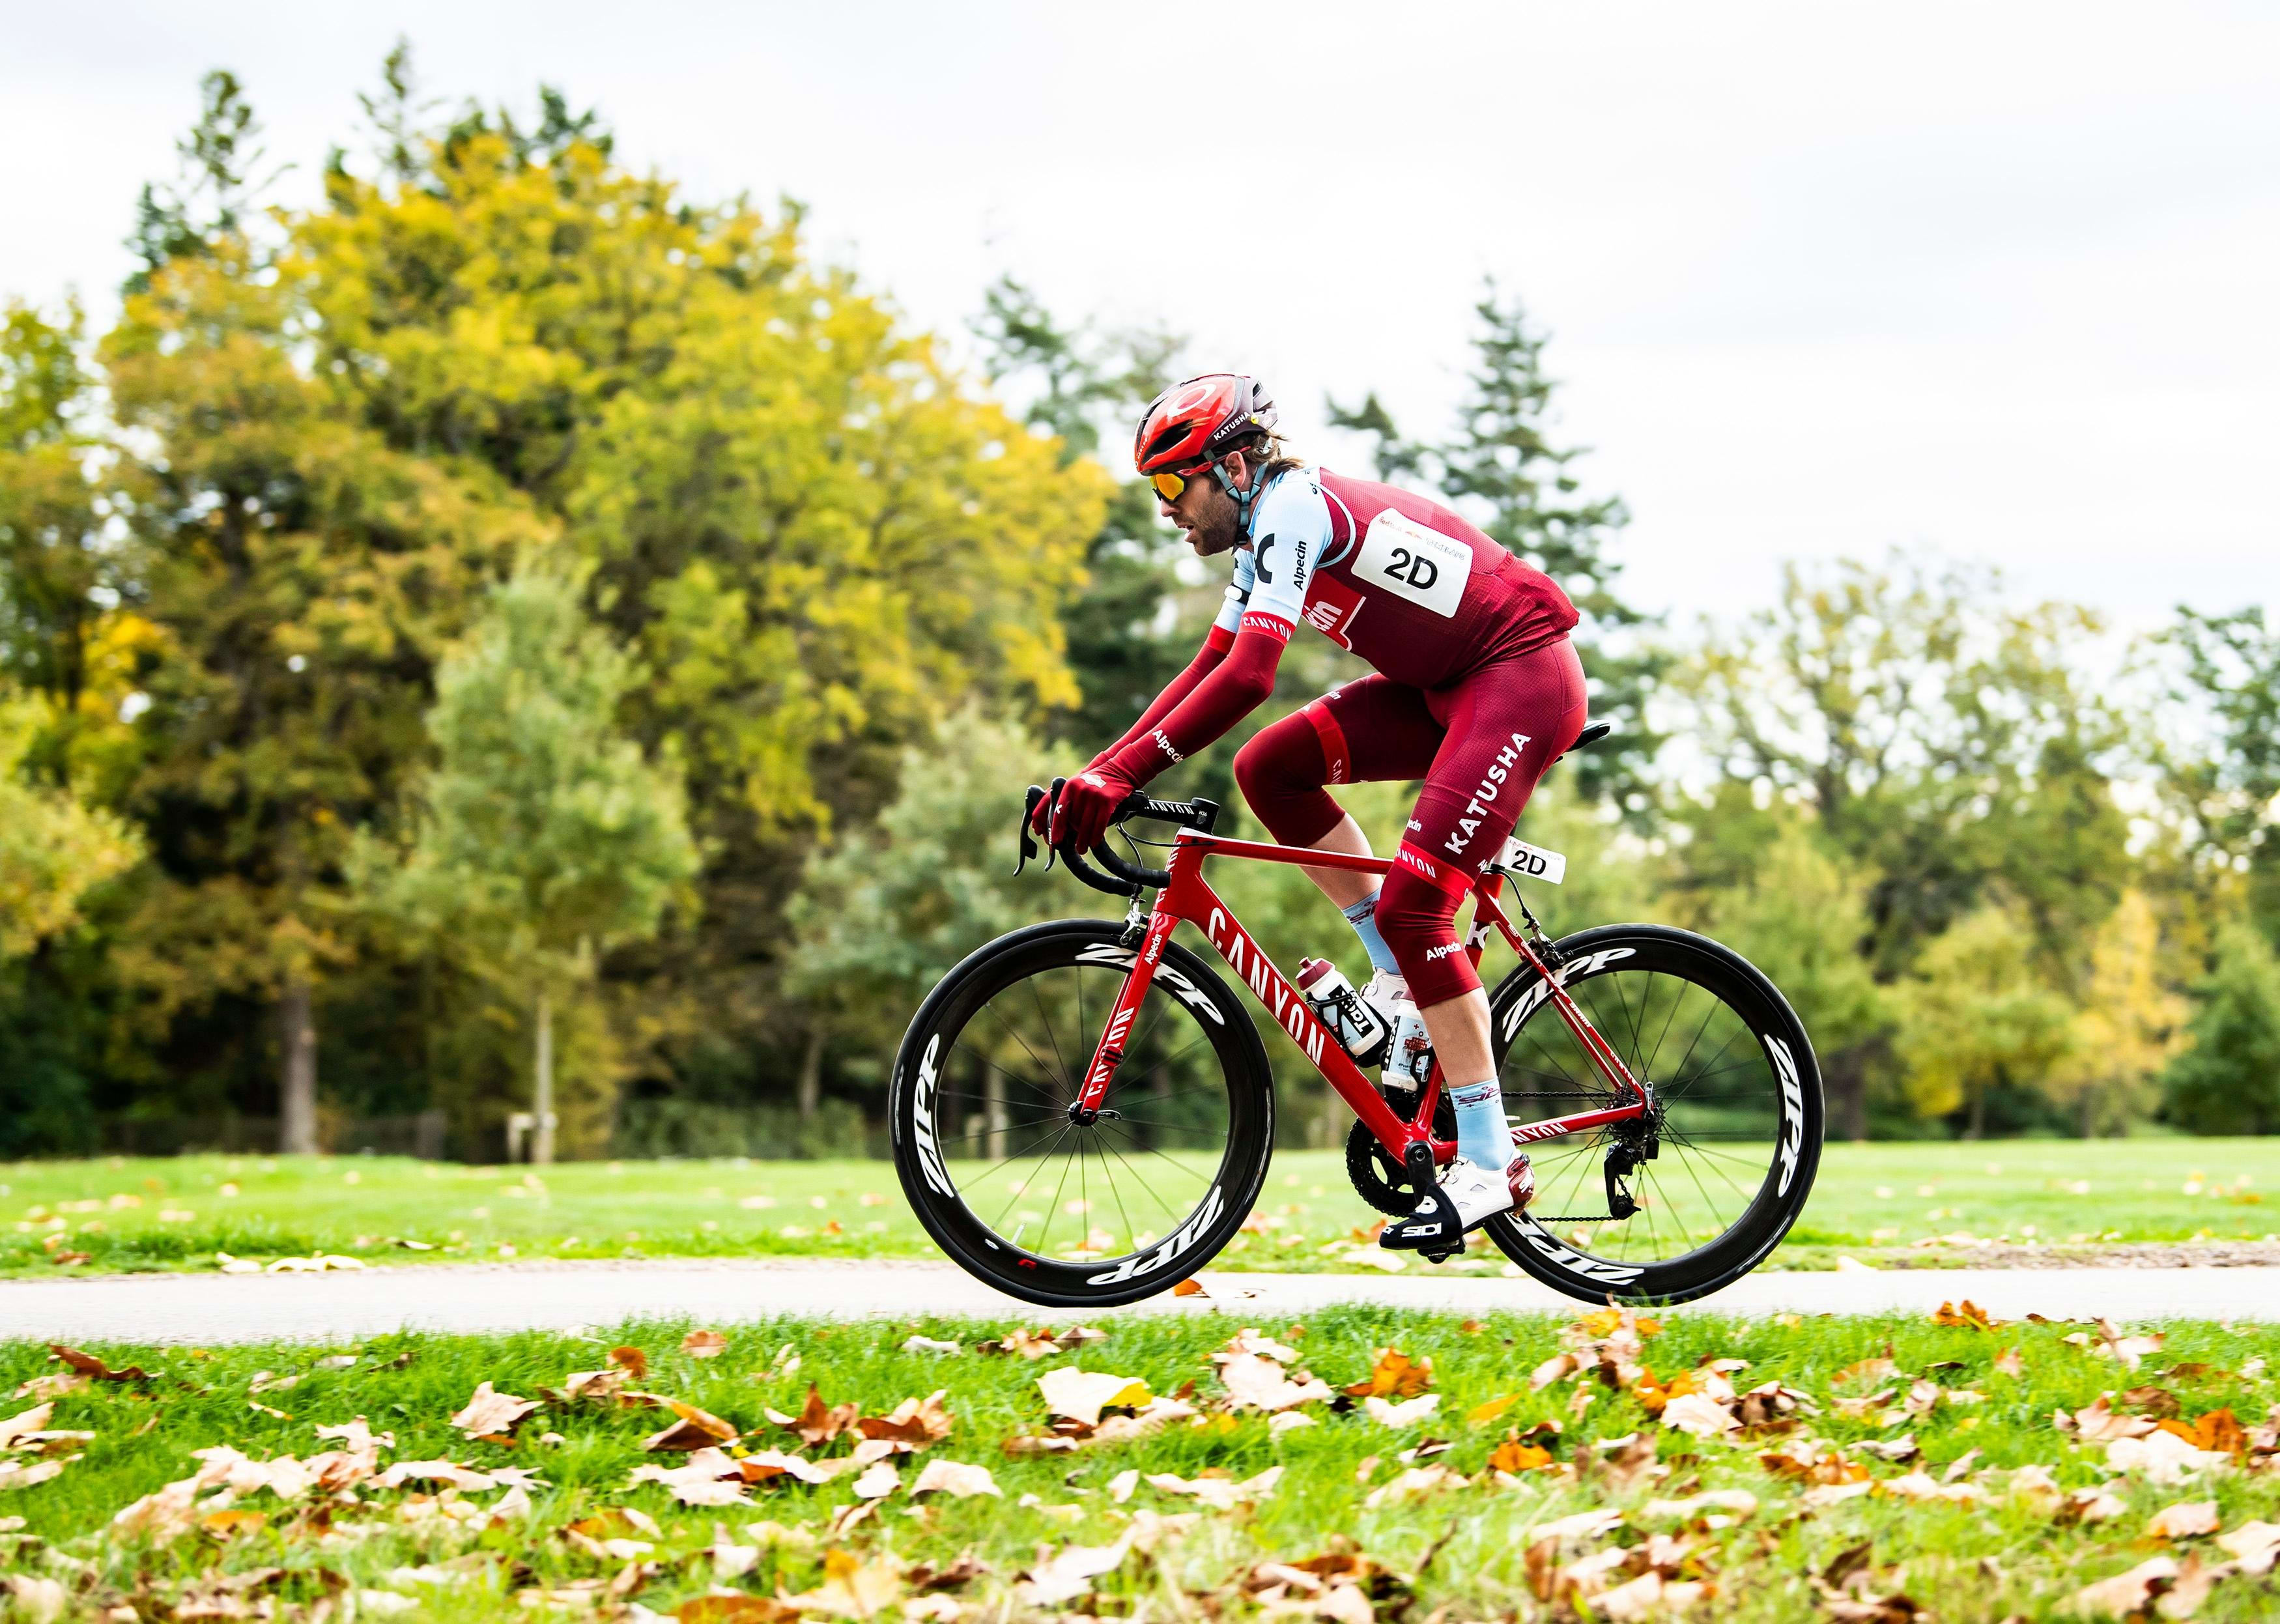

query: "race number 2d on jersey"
left=1354, top=507, right=1471, bottom=618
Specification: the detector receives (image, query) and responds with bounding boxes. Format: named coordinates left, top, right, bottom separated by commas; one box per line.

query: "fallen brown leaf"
left=2068, top=1555, right=2178, bottom=1617
left=855, top=1390, right=953, bottom=1449
left=1931, top=1300, right=2004, bottom=1331
left=768, top=1384, right=859, bottom=1449
left=1171, top=1278, right=1204, bottom=1298
left=642, top=1401, right=741, bottom=1452
left=2147, top=1500, right=2221, bottom=1540
left=609, top=1345, right=650, bottom=1382
left=0, top=1404, right=54, bottom=1448
left=676, top=1597, right=797, bottom=1623
left=449, top=1381, right=539, bottom=1440
left=2162, top=1410, right=2247, bottom=1456
left=1488, top=1431, right=1555, bottom=1474
left=1993, top=1346, right=2025, bottom=1378
left=909, top=1459, right=1000, bottom=1498
left=48, top=1345, right=147, bottom=1382
left=1343, top=1348, right=1433, bottom=1399
left=1468, top=1393, right=1520, bottom=1426
left=681, top=1330, right=728, bottom=1360
left=1832, top=1355, right=1900, bottom=1389
left=200, top=1509, right=269, bottom=1539
left=2123, top=1385, right=2184, bottom=1419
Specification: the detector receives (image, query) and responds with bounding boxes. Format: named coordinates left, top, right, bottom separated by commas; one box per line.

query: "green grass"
left=3, top=1307, right=2277, bottom=1619
left=5, top=1138, right=2277, bottom=1279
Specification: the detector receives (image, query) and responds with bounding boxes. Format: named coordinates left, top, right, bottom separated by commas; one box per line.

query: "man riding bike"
left=1035, top=373, right=1589, bottom=1254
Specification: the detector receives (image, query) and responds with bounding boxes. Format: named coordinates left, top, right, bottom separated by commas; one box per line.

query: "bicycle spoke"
left=986, top=1123, right=1076, bottom=1232
left=945, top=1038, right=1061, bottom=1111
left=1030, top=974, right=1075, bottom=1098
left=978, top=999, right=1071, bottom=1098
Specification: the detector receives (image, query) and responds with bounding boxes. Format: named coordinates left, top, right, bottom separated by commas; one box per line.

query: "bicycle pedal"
left=1420, top=1245, right=1461, bottom=1265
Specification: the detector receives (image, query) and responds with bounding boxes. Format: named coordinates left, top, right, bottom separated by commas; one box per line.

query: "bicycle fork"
left=1071, top=904, right=1179, bottom=1123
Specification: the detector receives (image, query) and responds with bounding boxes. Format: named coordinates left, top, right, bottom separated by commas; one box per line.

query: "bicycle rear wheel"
left=889, top=920, right=1274, bottom=1308
left=1482, top=924, right=1823, bottom=1303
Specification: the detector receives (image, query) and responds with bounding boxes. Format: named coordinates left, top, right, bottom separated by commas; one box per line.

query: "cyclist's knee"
left=1234, top=714, right=1343, bottom=845
left=1377, top=867, right=1483, bottom=1007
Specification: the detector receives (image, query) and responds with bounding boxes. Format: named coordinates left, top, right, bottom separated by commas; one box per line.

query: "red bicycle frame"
left=1073, top=832, right=1650, bottom=1165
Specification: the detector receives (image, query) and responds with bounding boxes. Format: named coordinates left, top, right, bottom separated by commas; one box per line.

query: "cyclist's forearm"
left=1103, top=618, right=1285, bottom=786
left=1092, top=623, right=1236, bottom=764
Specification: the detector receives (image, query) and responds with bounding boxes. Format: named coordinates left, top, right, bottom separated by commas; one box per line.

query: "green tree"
left=104, top=216, right=547, bottom=1150
left=1891, top=904, right=2081, bottom=1139
left=353, top=562, right=698, bottom=1161
left=1330, top=285, right=1660, bottom=812
left=1, top=688, right=141, bottom=961
left=2162, top=920, right=2280, bottom=1136
left=784, top=705, right=1092, bottom=1126
left=126, top=70, right=277, bottom=296
left=1680, top=554, right=2130, bottom=982
left=1660, top=794, right=1891, bottom=1138
left=2166, top=607, right=2280, bottom=947
left=294, top=75, right=1104, bottom=1104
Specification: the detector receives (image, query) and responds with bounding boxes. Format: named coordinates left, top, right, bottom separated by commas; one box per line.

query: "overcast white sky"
left=4, top=1, right=2274, bottom=629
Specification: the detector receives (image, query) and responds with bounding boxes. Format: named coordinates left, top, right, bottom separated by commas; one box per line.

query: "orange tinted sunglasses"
left=1149, top=465, right=1214, bottom=504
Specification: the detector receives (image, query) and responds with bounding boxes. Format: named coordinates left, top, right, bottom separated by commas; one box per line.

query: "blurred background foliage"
left=3, top=52, right=2274, bottom=1158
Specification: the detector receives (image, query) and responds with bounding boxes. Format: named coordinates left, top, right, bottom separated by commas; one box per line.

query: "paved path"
left=7, top=1259, right=2279, bottom=1343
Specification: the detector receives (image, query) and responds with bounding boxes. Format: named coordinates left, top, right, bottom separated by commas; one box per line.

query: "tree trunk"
left=2080, top=1090, right=2096, bottom=1139
left=1826, top=1048, right=1870, bottom=1143
left=797, top=1027, right=824, bottom=1120
left=278, top=977, right=319, bottom=1154
left=1964, top=1079, right=1986, bottom=1141
left=984, top=1051, right=1007, bottom=1161
left=532, top=986, right=556, bottom=1166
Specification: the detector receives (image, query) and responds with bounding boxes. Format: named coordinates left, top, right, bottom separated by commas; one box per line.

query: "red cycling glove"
left=1051, top=763, right=1137, bottom=856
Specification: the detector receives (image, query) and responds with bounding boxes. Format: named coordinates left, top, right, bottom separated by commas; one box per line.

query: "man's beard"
left=1186, top=511, right=1244, bottom=556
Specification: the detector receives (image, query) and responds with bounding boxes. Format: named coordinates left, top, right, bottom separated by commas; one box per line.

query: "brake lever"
left=1042, top=776, right=1067, bottom=872
left=1016, top=785, right=1044, bottom=877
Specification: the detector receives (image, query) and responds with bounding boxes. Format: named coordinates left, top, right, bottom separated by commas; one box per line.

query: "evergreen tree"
left=126, top=70, right=276, bottom=295
left=352, top=562, right=698, bottom=1161
left=1330, top=285, right=1661, bottom=813
left=2162, top=920, right=2280, bottom=1135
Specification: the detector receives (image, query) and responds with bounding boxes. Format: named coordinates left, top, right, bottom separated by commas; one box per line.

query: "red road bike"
left=889, top=740, right=1823, bottom=1308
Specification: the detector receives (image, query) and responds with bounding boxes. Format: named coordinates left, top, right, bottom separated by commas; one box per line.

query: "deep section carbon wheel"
left=1480, top=924, right=1824, bottom=1304
left=889, top=920, right=1274, bottom=1308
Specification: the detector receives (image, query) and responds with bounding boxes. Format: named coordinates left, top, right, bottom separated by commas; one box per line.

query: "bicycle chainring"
left=1343, top=1085, right=1458, bottom=1218
left=1345, top=1120, right=1424, bottom=1216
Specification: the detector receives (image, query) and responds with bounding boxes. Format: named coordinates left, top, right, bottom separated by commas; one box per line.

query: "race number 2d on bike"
left=888, top=729, right=1823, bottom=1309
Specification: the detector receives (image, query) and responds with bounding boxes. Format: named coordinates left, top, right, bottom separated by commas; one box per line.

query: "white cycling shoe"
left=1379, top=1151, right=1535, bottom=1255
left=1360, top=969, right=1410, bottom=1026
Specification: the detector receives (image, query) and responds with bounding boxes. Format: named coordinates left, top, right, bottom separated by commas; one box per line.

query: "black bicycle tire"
left=888, top=919, right=1275, bottom=1309
left=1480, top=923, right=1824, bottom=1305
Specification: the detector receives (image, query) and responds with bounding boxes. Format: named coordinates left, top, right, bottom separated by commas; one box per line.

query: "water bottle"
left=1384, top=1009, right=1434, bottom=1094
left=1296, top=958, right=1391, bottom=1066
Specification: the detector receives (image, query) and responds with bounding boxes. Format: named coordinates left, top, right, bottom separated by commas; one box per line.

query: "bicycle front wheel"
left=888, top=920, right=1274, bottom=1308
left=1482, top=924, right=1824, bottom=1304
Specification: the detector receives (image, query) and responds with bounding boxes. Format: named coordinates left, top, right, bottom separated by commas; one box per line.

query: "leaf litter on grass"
left=7, top=1300, right=2280, bottom=1620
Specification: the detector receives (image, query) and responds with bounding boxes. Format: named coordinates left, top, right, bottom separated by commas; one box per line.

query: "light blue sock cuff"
left=1450, top=1078, right=1512, bottom=1167
left=1341, top=892, right=1401, bottom=976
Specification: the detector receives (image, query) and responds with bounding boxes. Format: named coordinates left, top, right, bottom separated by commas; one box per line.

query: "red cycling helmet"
left=1133, top=374, right=1278, bottom=504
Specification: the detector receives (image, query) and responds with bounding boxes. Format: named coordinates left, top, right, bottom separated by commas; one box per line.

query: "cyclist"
left=1037, top=373, right=1589, bottom=1253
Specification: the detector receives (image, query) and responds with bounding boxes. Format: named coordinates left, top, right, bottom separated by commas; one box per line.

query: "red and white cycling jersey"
left=1090, top=466, right=1579, bottom=789
left=1212, top=467, right=1576, bottom=689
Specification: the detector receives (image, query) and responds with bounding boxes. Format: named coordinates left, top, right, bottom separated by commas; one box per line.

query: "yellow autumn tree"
left=2043, top=889, right=2188, bottom=1135
left=104, top=63, right=1105, bottom=1134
